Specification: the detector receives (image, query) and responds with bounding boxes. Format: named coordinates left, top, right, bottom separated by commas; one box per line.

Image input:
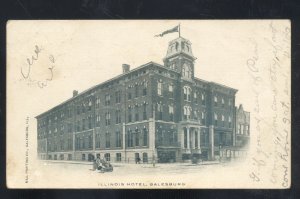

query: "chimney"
left=122, top=64, right=130, bottom=73
left=73, top=90, right=78, bottom=97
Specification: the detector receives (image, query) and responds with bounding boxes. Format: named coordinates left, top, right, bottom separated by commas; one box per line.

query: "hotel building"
left=36, top=36, right=249, bottom=163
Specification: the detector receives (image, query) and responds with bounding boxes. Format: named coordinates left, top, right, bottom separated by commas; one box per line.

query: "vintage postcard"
left=6, top=20, right=291, bottom=189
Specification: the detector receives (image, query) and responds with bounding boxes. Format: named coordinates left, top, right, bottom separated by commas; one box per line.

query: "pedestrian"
left=95, top=154, right=101, bottom=170
left=92, top=158, right=97, bottom=171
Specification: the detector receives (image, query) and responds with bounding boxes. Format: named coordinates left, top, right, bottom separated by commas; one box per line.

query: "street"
left=41, top=160, right=224, bottom=176
left=25, top=159, right=249, bottom=188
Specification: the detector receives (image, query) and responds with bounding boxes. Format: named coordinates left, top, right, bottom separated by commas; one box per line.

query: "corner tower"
left=163, top=37, right=197, bottom=80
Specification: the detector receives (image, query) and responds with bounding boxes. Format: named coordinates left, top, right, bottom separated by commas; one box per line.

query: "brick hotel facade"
left=36, top=36, right=250, bottom=163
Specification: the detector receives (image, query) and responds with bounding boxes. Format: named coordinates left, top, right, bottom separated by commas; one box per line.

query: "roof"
left=194, top=77, right=238, bottom=92
left=164, top=36, right=196, bottom=61
left=35, top=61, right=170, bottom=119
left=36, top=61, right=238, bottom=119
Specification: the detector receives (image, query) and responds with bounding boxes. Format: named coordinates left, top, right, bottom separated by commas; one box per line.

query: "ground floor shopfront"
left=38, top=124, right=245, bottom=163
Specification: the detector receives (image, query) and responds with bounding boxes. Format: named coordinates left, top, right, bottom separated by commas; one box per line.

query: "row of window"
left=214, top=96, right=232, bottom=108
left=45, top=152, right=150, bottom=163
left=41, top=105, right=207, bottom=137
left=94, top=131, right=122, bottom=148
left=156, top=130, right=178, bottom=147
left=74, top=128, right=148, bottom=150
left=38, top=109, right=72, bottom=128
left=76, top=101, right=93, bottom=114
left=182, top=106, right=206, bottom=123
left=157, top=83, right=209, bottom=105
left=93, top=153, right=149, bottom=162
left=103, top=83, right=148, bottom=106
left=126, top=128, right=148, bottom=147
left=39, top=111, right=232, bottom=139
left=46, top=138, right=73, bottom=152
left=47, top=154, right=73, bottom=161
left=157, top=81, right=176, bottom=97
left=128, top=82, right=148, bottom=100
left=75, top=135, right=93, bottom=150
left=39, top=105, right=149, bottom=136
left=214, top=113, right=232, bottom=128
left=237, top=124, right=250, bottom=135
left=39, top=84, right=149, bottom=126
left=98, top=105, right=148, bottom=126
left=38, top=88, right=233, bottom=128
left=156, top=103, right=174, bottom=121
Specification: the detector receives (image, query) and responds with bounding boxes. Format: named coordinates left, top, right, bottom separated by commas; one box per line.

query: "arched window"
left=183, top=106, right=191, bottom=120
left=183, top=86, right=192, bottom=101
left=182, top=63, right=191, bottom=78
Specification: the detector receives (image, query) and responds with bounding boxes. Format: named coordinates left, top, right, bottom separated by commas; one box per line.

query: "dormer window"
left=186, top=45, right=190, bottom=52
left=181, top=41, right=185, bottom=51
left=175, top=42, right=179, bottom=51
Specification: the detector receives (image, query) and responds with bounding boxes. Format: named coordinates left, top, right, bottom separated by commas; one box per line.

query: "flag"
left=155, top=25, right=179, bottom=37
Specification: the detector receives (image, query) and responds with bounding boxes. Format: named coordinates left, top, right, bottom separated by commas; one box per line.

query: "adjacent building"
left=36, top=36, right=250, bottom=163
left=234, top=104, right=250, bottom=148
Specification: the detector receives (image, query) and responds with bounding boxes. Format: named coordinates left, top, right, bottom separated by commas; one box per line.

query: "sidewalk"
left=41, top=160, right=93, bottom=165
left=40, top=160, right=220, bottom=166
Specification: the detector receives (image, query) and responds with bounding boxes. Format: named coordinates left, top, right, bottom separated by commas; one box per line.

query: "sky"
left=8, top=20, right=268, bottom=114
